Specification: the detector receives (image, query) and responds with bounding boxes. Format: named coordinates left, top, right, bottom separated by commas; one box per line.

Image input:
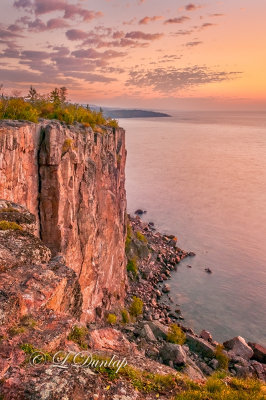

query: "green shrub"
left=121, top=309, right=130, bottom=324
left=0, top=88, right=119, bottom=129
left=206, top=376, right=225, bottom=393
left=0, top=98, right=38, bottom=122
left=20, top=343, right=36, bottom=354
left=214, top=344, right=229, bottom=370
left=106, top=118, right=119, bottom=128
left=67, top=325, right=89, bottom=349
left=166, top=324, right=186, bottom=345
left=125, top=223, right=132, bottom=251
left=121, top=365, right=181, bottom=393
left=0, top=220, right=23, bottom=231
left=127, top=257, right=138, bottom=277
left=174, top=374, right=265, bottom=400
left=136, top=231, right=147, bottom=243
left=107, top=313, right=117, bottom=325
left=129, top=296, right=143, bottom=317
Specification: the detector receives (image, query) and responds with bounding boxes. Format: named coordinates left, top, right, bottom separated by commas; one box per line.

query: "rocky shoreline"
left=123, top=214, right=266, bottom=381
left=0, top=202, right=265, bottom=399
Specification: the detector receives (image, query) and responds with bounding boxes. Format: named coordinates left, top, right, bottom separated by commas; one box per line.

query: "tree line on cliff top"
left=0, top=85, right=118, bottom=128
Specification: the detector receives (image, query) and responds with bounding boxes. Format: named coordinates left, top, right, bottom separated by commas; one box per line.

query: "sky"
left=0, top=0, right=266, bottom=110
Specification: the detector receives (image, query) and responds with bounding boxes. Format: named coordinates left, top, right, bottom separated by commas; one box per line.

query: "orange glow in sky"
left=0, top=0, right=266, bottom=110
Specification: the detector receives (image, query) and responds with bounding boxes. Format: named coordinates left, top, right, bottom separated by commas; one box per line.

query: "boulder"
left=135, top=209, right=146, bottom=215
left=140, top=324, right=157, bottom=342
left=223, top=336, right=253, bottom=360
left=89, top=328, right=138, bottom=355
left=209, top=359, right=219, bottom=370
left=200, top=330, right=213, bottom=342
left=248, top=342, right=266, bottom=364
left=233, top=364, right=252, bottom=378
left=183, top=357, right=205, bottom=381
left=162, top=284, right=170, bottom=293
left=186, top=333, right=215, bottom=358
left=160, top=343, right=187, bottom=366
left=229, top=355, right=249, bottom=367
left=250, top=360, right=266, bottom=381
left=148, top=321, right=169, bottom=340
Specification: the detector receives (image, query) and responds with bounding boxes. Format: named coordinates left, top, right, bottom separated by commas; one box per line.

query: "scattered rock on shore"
left=135, top=209, right=147, bottom=215
left=162, top=284, right=170, bottom=293
left=248, top=342, right=266, bottom=363
left=223, top=336, right=254, bottom=360
left=160, top=343, right=187, bottom=366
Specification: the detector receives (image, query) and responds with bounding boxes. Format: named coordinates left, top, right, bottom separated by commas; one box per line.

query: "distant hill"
left=104, top=109, right=171, bottom=118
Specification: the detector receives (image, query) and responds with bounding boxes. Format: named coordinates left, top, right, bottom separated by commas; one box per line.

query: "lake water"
left=122, top=111, right=266, bottom=346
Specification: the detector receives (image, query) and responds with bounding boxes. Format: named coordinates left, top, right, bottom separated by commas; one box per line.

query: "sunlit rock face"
left=0, top=120, right=127, bottom=321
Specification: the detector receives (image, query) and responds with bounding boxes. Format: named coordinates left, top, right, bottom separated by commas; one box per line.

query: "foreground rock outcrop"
left=0, top=120, right=127, bottom=321
left=0, top=203, right=265, bottom=399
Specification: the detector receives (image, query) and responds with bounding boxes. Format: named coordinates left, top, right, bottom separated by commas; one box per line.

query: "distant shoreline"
left=104, top=109, right=171, bottom=119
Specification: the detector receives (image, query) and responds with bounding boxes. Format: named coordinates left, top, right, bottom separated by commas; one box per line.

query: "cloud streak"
left=139, top=16, right=162, bottom=24
left=125, top=31, right=163, bottom=40
left=164, top=16, right=190, bottom=24
left=185, top=3, right=202, bottom=11
left=126, top=66, right=242, bottom=93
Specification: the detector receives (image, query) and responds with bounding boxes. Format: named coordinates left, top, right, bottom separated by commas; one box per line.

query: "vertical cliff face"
left=0, top=121, right=41, bottom=234
left=0, top=119, right=127, bottom=321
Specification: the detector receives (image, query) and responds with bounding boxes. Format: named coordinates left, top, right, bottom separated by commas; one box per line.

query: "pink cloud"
left=14, top=0, right=103, bottom=22
left=139, top=16, right=162, bottom=25
left=164, top=16, right=190, bottom=24
left=66, top=29, right=88, bottom=40
left=125, top=31, right=163, bottom=40
left=185, top=3, right=202, bottom=11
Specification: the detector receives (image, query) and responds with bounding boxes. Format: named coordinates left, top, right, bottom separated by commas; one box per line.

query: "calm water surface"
left=122, top=111, right=266, bottom=346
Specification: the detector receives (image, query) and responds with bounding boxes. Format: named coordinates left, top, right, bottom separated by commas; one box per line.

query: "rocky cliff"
left=0, top=119, right=127, bottom=321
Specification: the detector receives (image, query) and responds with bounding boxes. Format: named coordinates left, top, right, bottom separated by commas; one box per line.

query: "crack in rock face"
left=0, top=120, right=127, bottom=321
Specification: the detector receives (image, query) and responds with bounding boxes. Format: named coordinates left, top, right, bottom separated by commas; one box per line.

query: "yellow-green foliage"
left=106, top=118, right=119, bottom=128
left=0, top=220, right=23, bottom=231
left=121, top=309, right=130, bottom=324
left=20, top=343, right=52, bottom=364
left=129, top=296, right=143, bottom=317
left=62, top=138, right=73, bottom=154
left=214, top=344, right=229, bottom=370
left=121, top=366, right=183, bottom=393
left=167, top=324, right=186, bottom=345
left=0, top=90, right=118, bottom=129
left=127, top=257, right=138, bottom=277
left=125, top=223, right=132, bottom=251
left=20, top=343, right=37, bottom=355
left=67, top=325, right=89, bottom=349
left=174, top=375, right=265, bottom=400
left=0, top=98, right=39, bottom=122
left=107, top=313, right=117, bottom=325
left=136, top=231, right=148, bottom=243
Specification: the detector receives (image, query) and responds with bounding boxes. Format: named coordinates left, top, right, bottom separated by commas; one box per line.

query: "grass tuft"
left=129, top=296, right=143, bottom=317
left=167, top=324, right=186, bottom=345
left=0, top=220, right=23, bottom=231
left=67, top=325, right=89, bottom=349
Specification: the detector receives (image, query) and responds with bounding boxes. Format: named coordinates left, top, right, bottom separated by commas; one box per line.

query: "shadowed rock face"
left=0, top=120, right=127, bottom=321
left=0, top=203, right=82, bottom=329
